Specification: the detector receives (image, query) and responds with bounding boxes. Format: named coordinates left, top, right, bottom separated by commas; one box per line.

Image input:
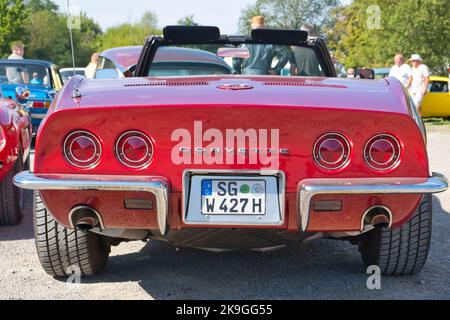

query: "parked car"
left=60, top=67, right=86, bottom=84
left=14, top=26, right=448, bottom=277
left=374, top=67, right=390, bottom=79
left=97, top=45, right=232, bottom=78
left=0, top=85, right=32, bottom=225
left=421, top=76, right=450, bottom=117
left=0, top=59, right=62, bottom=134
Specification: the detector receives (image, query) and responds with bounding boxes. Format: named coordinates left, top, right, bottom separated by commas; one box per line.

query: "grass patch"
left=423, top=117, right=450, bottom=126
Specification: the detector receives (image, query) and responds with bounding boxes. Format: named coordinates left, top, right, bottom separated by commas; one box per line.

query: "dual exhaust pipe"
left=70, top=206, right=101, bottom=231
left=69, top=204, right=392, bottom=232
left=363, top=206, right=392, bottom=229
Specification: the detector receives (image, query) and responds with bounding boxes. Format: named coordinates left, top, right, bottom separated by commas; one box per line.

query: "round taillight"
left=116, top=131, right=153, bottom=168
left=313, top=133, right=350, bottom=170
left=364, top=134, right=401, bottom=171
left=63, top=131, right=102, bottom=168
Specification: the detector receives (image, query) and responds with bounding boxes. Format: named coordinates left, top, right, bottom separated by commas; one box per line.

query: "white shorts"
left=410, top=91, right=424, bottom=109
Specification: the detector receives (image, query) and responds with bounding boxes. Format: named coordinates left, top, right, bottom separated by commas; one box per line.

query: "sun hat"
left=410, top=54, right=423, bottom=61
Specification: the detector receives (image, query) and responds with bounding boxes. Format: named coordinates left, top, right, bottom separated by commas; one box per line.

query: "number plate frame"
left=183, top=170, right=285, bottom=226
left=201, top=179, right=267, bottom=215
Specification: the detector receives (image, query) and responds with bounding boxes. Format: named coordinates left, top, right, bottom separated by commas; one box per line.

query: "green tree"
left=177, top=15, right=198, bottom=26
left=326, top=0, right=450, bottom=73
left=238, top=0, right=338, bottom=34
left=140, top=11, right=158, bottom=29
left=26, top=0, right=58, bottom=11
left=99, top=11, right=161, bottom=50
left=26, top=10, right=102, bottom=66
left=0, top=0, right=30, bottom=57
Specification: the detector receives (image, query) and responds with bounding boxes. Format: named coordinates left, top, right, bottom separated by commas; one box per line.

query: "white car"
left=59, top=67, right=85, bottom=84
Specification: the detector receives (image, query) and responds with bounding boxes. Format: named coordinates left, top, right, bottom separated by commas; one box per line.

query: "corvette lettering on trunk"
left=171, top=120, right=286, bottom=169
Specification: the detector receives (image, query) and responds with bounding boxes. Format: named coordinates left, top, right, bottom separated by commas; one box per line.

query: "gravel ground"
left=0, top=124, right=449, bottom=300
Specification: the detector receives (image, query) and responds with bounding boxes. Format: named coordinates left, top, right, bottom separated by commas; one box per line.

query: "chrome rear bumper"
left=14, top=171, right=448, bottom=234
left=298, top=172, right=448, bottom=231
left=13, top=171, right=170, bottom=235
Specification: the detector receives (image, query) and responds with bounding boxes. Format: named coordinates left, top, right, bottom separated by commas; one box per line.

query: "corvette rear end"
left=14, top=26, right=448, bottom=277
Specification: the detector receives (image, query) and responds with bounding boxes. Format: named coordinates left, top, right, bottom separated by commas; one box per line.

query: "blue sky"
left=53, top=0, right=352, bottom=34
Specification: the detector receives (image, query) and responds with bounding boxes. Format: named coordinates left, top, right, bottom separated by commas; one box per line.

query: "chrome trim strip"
left=182, top=169, right=285, bottom=226
left=30, top=113, right=46, bottom=119
left=13, top=171, right=170, bottom=235
left=297, top=172, right=448, bottom=231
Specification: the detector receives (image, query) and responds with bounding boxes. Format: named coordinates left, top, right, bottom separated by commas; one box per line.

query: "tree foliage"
left=25, top=10, right=101, bottom=66
left=25, top=0, right=57, bottom=11
left=238, top=0, right=338, bottom=34
left=326, top=0, right=450, bottom=73
left=0, top=0, right=30, bottom=57
left=99, top=11, right=161, bottom=50
left=177, top=15, right=198, bottom=26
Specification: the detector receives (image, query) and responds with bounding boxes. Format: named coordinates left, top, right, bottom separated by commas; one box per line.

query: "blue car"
left=0, top=59, right=62, bottom=134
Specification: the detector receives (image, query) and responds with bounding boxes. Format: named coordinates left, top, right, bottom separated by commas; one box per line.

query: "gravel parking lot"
left=1, top=124, right=449, bottom=300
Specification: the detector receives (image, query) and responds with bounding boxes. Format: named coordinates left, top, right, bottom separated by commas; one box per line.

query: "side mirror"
left=95, top=69, right=119, bottom=79
left=15, top=84, right=30, bottom=102
left=355, top=68, right=375, bottom=80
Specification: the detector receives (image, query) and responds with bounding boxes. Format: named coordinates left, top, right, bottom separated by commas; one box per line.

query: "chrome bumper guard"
left=13, top=171, right=170, bottom=235
left=298, top=172, right=448, bottom=231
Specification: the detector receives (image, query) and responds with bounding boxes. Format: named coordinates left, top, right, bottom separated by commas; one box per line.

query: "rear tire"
left=0, top=152, right=25, bottom=226
left=33, top=191, right=110, bottom=277
left=360, top=194, right=432, bottom=275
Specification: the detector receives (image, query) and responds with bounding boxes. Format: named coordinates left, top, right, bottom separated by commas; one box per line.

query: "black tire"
left=0, top=151, right=24, bottom=226
left=33, top=191, right=110, bottom=277
left=360, top=194, right=432, bottom=275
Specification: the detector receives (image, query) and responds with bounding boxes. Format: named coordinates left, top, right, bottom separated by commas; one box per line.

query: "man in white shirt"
left=406, top=54, right=430, bottom=114
left=85, top=52, right=100, bottom=79
left=388, top=53, right=410, bottom=86
left=6, top=42, right=29, bottom=84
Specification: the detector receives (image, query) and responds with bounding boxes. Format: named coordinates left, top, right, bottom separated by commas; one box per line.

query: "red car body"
left=0, top=99, right=31, bottom=180
left=0, top=93, right=31, bottom=225
left=35, top=75, right=426, bottom=233
left=13, top=26, right=448, bottom=277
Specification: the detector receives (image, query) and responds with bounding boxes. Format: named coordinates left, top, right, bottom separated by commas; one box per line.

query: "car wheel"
left=359, top=194, right=432, bottom=275
left=0, top=150, right=25, bottom=226
left=34, top=191, right=110, bottom=277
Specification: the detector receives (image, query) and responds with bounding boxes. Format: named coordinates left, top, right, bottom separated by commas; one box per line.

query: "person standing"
left=330, top=53, right=346, bottom=78
left=406, top=54, right=430, bottom=114
left=6, top=41, right=29, bottom=84
left=289, top=24, right=324, bottom=77
left=85, top=52, right=100, bottom=79
left=232, top=16, right=290, bottom=75
left=388, top=53, right=410, bottom=86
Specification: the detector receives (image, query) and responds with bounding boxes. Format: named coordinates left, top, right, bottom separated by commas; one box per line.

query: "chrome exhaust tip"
left=370, top=213, right=390, bottom=228
left=362, top=205, right=393, bottom=230
left=69, top=206, right=102, bottom=231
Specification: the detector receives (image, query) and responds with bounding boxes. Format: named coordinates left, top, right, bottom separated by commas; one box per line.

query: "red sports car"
left=0, top=85, right=32, bottom=225
left=14, top=26, right=448, bottom=277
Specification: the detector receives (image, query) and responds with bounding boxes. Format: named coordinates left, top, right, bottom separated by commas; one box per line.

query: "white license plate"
left=201, top=179, right=266, bottom=215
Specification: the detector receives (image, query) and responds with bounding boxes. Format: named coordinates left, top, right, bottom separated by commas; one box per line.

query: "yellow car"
left=422, top=76, right=450, bottom=117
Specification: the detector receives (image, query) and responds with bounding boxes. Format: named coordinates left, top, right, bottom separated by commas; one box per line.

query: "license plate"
left=201, top=179, right=266, bottom=215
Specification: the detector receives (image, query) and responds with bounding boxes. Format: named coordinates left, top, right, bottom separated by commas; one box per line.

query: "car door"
left=422, top=79, right=450, bottom=117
